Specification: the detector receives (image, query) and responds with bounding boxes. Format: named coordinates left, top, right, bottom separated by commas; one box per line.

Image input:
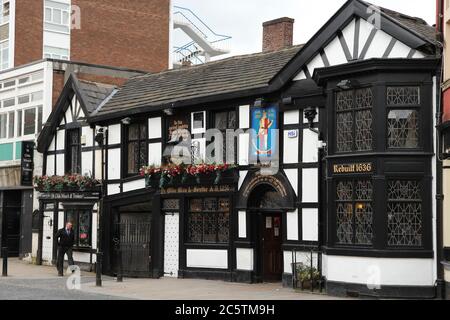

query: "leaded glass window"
left=387, top=87, right=420, bottom=106
left=336, top=179, right=373, bottom=245
left=187, top=197, right=230, bottom=244
left=126, top=122, right=148, bottom=175
left=336, top=88, right=373, bottom=153
left=212, top=110, right=237, bottom=164
left=387, top=180, right=422, bottom=247
left=387, top=86, right=421, bottom=149
left=66, top=128, right=81, bottom=174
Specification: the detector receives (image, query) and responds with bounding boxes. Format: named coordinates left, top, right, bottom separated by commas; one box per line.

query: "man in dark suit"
left=55, top=222, right=75, bottom=276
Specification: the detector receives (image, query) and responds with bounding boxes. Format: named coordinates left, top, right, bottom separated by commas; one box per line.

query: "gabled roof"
left=89, top=0, right=439, bottom=123
left=37, top=74, right=116, bottom=152
left=90, top=45, right=303, bottom=121
left=270, top=0, right=440, bottom=86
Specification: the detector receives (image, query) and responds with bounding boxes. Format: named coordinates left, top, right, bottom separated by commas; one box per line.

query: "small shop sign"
left=333, top=162, right=374, bottom=174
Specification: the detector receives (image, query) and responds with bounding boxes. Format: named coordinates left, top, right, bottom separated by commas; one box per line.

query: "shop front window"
left=187, top=198, right=230, bottom=244
left=336, top=88, right=373, bottom=153
left=65, top=209, right=92, bottom=248
left=387, top=180, right=423, bottom=247
left=336, top=179, right=373, bottom=245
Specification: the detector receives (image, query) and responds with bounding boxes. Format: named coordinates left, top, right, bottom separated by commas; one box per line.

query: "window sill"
left=323, top=246, right=433, bottom=258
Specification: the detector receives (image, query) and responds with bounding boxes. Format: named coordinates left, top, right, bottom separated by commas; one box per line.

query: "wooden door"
left=262, top=213, right=282, bottom=282
left=2, top=191, right=21, bottom=257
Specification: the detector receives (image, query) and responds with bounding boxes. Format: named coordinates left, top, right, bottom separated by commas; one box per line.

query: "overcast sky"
left=173, top=0, right=436, bottom=57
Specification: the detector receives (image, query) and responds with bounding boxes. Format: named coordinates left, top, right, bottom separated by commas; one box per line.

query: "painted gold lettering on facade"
left=333, top=163, right=373, bottom=174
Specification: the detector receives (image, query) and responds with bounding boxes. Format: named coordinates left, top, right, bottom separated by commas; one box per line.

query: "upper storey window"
left=387, top=86, right=420, bottom=149
left=336, top=88, right=373, bottom=153
left=44, top=0, right=71, bottom=34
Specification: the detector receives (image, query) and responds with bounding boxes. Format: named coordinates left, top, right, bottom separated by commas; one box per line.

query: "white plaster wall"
left=148, top=142, right=162, bottom=166
left=46, top=155, right=55, bottom=176
left=324, top=36, right=347, bottom=66
left=239, top=105, right=250, bottom=128
left=148, top=117, right=162, bottom=139
left=302, top=209, right=318, bottom=241
left=238, top=211, right=247, bottom=238
left=284, top=168, right=298, bottom=196
left=342, top=19, right=356, bottom=57
left=286, top=210, right=299, bottom=241
left=123, top=179, right=146, bottom=193
left=186, top=249, right=228, bottom=269
left=94, top=149, right=102, bottom=180
left=322, top=255, right=435, bottom=286
left=303, top=129, right=318, bottom=163
left=389, top=40, right=412, bottom=58
left=283, top=110, right=299, bottom=125
left=56, top=129, right=65, bottom=150
left=108, top=124, right=121, bottom=144
left=238, top=133, right=249, bottom=165
left=82, top=127, right=94, bottom=147
left=107, top=184, right=121, bottom=196
left=284, top=251, right=319, bottom=274
left=238, top=170, right=247, bottom=190
left=81, top=151, right=93, bottom=176
left=283, top=130, right=299, bottom=164
left=56, top=154, right=64, bottom=175
left=236, top=248, right=254, bottom=271
left=107, top=148, right=121, bottom=180
left=302, top=168, right=318, bottom=203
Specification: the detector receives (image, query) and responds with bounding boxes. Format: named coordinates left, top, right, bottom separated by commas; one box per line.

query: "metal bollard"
left=96, top=252, right=102, bottom=287
left=2, top=247, right=8, bottom=277
left=117, top=247, right=123, bottom=283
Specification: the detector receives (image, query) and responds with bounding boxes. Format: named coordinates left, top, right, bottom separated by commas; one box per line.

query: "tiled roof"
left=94, top=45, right=303, bottom=117
left=77, top=80, right=116, bottom=114
left=365, top=1, right=439, bottom=46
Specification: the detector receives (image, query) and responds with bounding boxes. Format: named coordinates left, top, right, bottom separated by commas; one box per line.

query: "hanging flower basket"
left=34, top=175, right=101, bottom=192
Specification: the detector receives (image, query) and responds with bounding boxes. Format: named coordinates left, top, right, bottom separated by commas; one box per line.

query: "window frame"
left=123, top=121, right=149, bottom=177
left=210, top=108, right=238, bottom=164
left=64, top=207, right=93, bottom=250
left=65, top=127, right=82, bottom=175
left=386, top=86, right=422, bottom=151
left=185, top=197, right=231, bottom=245
left=334, top=87, right=374, bottom=154
left=334, top=178, right=374, bottom=247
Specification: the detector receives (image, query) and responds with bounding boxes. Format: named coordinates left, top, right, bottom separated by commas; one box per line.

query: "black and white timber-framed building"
left=33, top=0, right=443, bottom=298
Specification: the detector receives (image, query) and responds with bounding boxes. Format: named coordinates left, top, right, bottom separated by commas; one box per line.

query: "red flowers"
left=141, top=163, right=236, bottom=179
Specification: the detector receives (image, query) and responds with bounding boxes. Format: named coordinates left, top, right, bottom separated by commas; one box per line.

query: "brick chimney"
left=262, top=17, right=295, bottom=52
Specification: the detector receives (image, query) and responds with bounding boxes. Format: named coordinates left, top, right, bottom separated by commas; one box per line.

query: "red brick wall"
left=52, top=71, right=65, bottom=109
left=262, top=17, right=294, bottom=52
left=71, top=0, right=170, bottom=72
left=443, top=88, right=450, bottom=123
left=14, top=0, right=44, bottom=66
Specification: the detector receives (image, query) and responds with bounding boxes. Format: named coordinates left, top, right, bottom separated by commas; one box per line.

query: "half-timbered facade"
left=35, top=0, right=442, bottom=298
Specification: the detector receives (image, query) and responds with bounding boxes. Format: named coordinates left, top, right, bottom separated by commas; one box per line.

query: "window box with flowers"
left=34, top=175, right=102, bottom=193
left=140, top=163, right=237, bottom=188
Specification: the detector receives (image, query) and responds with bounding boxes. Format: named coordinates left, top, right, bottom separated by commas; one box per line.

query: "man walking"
left=55, top=222, right=75, bottom=276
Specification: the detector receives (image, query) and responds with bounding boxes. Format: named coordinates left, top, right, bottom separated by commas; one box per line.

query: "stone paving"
left=0, top=258, right=343, bottom=300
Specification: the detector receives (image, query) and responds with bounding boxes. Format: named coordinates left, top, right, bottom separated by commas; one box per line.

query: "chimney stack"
left=262, top=17, right=295, bottom=52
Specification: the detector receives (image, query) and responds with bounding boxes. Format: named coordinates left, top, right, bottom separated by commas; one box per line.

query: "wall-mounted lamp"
left=121, top=117, right=131, bottom=125
left=95, top=127, right=106, bottom=146
left=164, top=108, right=174, bottom=116
left=254, top=98, right=264, bottom=108
left=337, top=79, right=360, bottom=90
left=443, top=129, right=450, bottom=159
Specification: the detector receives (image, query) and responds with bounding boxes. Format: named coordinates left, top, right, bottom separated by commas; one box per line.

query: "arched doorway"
left=248, top=184, right=284, bottom=282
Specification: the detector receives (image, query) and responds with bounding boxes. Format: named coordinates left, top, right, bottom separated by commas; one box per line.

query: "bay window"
left=336, top=88, right=373, bottom=153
